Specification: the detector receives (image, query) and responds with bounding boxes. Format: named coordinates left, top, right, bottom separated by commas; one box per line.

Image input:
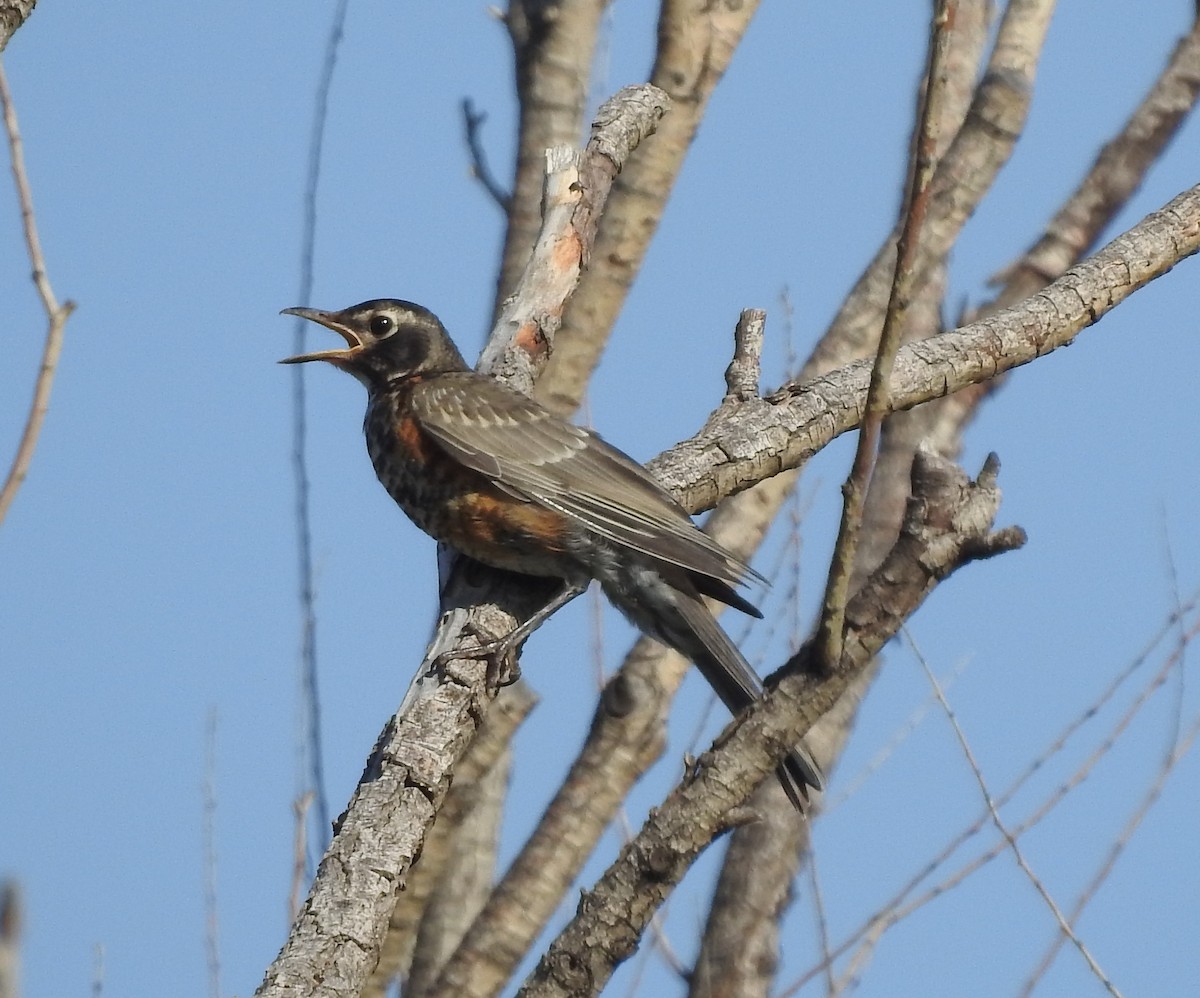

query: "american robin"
left=282, top=299, right=823, bottom=807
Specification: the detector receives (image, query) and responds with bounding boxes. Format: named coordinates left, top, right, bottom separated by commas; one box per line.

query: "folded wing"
left=410, top=374, right=763, bottom=593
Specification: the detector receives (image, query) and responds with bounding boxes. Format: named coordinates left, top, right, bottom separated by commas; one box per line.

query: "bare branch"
left=479, top=84, right=672, bottom=393
left=1020, top=711, right=1200, bottom=995
left=652, top=181, right=1200, bottom=516
left=255, top=86, right=668, bottom=998
left=816, top=0, right=959, bottom=670
left=494, top=0, right=607, bottom=307
left=537, top=0, right=762, bottom=416
left=689, top=782, right=806, bottom=998
left=0, top=1, right=37, bottom=53
left=461, top=98, right=511, bottom=211
left=288, top=0, right=351, bottom=861
left=518, top=450, right=1024, bottom=998
left=0, top=61, right=75, bottom=528
left=370, top=687, right=534, bottom=996
left=910, top=634, right=1123, bottom=998
left=723, top=309, right=766, bottom=402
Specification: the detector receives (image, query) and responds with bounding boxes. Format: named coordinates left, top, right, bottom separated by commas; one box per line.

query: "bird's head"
left=280, top=299, right=468, bottom=388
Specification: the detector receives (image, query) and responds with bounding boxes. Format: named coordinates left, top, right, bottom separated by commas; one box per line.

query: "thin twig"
left=1158, top=508, right=1188, bottom=752
left=787, top=601, right=1200, bottom=996
left=289, top=0, right=350, bottom=865
left=807, top=854, right=835, bottom=997
left=824, top=657, right=971, bottom=809
left=461, top=98, right=511, bottom=210
left=814, top=0, right=956, bottom=668
left=907, top=630, right=1124, bottom=998
left=0, top=61, right=76, bottom=527
left=1019, top=711, right=1200, bottom=995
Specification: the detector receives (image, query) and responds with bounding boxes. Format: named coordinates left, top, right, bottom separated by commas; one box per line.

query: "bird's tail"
left=602, top=564, right=823, bottom=809
left=669, top=590, right=824, bottom=809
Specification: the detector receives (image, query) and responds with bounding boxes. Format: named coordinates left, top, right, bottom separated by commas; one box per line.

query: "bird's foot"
left=430, top=631, right=523, bottom=693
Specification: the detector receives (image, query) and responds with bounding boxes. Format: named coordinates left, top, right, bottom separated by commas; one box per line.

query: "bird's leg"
left=433, top=582, right=588, bottom=689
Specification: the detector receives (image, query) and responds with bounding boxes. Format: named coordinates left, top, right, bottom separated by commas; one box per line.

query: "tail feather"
left=666, top=586, right=825, bottom=807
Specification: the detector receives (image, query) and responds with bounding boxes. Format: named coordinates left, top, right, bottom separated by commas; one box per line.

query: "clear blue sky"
left=2, top=4, right=1198, bottom=997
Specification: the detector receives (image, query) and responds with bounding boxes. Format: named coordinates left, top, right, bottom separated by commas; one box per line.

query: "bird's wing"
left=409, top=373, right=762, bottom=589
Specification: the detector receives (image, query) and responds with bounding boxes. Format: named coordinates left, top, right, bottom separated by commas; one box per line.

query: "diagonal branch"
left=537, top=0, right=763, bottom=415
left=0, top=1, right=36, bottom=53
left=815, top=0, right=958, bottom=670
left=493, top=0, right=608, bottom=309
left=0, top=61, right=75, bottom=528
left=651, top=181, right=1200, bottom=517
left=911, top=636, right=1123, bottom=998
left=518, top=450, right=1025, bottom=998
left=254, top=85, right=670, bottom=998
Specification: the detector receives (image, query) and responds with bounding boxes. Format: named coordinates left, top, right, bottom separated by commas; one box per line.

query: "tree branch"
left=461, top=98, right=511, bottom=211
left=518, top=449, right=1025, bottom=998
left=493, top=0, right=607, bottom=309
left=536, top=0, right=762, bottom=416
left=0, top=1, right=36, bottom=53
left=254, top=85, right=670, bottom=998
left=651, top=181, right=1200, bottom=516
left=0, top=61, right=75, bottom=528
left=816, top=0, right=958, bottom=670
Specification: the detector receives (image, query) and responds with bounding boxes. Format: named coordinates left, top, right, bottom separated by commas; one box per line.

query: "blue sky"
left=2, top=3, right=1198, bottom=997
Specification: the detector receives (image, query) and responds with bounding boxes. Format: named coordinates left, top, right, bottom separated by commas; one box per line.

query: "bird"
left=281, top=298, right=824, bottom=808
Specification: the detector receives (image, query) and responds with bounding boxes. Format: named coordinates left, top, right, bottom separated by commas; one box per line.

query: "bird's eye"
left=369, top=314, right=395, bottom=338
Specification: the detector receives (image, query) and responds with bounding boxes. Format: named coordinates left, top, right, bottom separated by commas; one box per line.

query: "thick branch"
left=494, top=0, right=607, bottom=308
left=519, top=450, right=1025, bottom=998
left=536, top=0, right=762, bottom=415
left=479, top=85, right=671, bottom=392
left=806, top=0, right=1055, bottom=378
left=365, top=685, right=536, bottom=996
left=651, top=182, right=1200, bottom=516
left=0, top=0, right=36, bottom=52
left=254, top=86, right=669, bottom=998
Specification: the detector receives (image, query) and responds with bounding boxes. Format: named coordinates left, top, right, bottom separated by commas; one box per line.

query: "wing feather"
left=409, top=375, right=763, bottom=590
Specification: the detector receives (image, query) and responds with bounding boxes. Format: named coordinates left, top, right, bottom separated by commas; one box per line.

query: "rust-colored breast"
left=442, top=490, right=571, bottom=575
left=364, top=386, right=574, bottom=577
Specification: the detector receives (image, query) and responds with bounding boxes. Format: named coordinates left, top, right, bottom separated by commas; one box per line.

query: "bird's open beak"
left=279, top=307, right=364, bottom=364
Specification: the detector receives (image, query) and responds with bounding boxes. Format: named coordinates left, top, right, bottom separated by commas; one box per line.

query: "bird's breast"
left=363, top=391, right=578, bottom=580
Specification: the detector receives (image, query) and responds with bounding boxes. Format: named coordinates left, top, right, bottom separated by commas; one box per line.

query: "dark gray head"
left=280, top=299, right=469, bottom=389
